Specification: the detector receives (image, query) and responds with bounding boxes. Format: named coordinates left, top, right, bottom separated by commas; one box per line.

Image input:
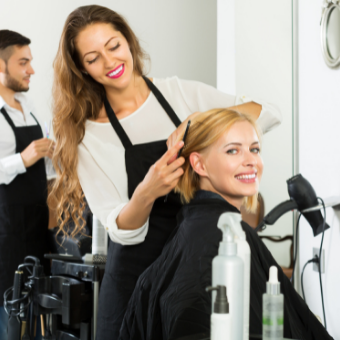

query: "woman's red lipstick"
left=106, top=64, right=124, bottom=79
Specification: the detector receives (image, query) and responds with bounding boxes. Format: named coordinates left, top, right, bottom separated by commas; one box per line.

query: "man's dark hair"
left=0, top=30, right=31, bottom=62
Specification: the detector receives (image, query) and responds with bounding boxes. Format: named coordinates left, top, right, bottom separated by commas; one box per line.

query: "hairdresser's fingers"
left=167, top=167, right=184, bottom=186
left=46, top=148, right=54, bottom=159
left=35, top=146, right=49, bottom=155
left=167, top=116, right=192, bottom=150
left=49, top=140, right=56, bottom=150
left=167, top=140, right=185, bottom=165
left=168, top=152, right=179, bottom=165
left=167, top=156, right=185, bottom=174
left=34, top=138, right=54, bottom=151
left=170, top=133, right=177, bottom=149
left=161, top=141, right=184, bottom=164
left=166, top=129, right=179, bottom=149
left=166, top=134, right=170, bottom=149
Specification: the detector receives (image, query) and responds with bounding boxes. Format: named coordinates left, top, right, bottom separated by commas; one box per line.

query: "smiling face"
left=75, top=23, right=134, bottom=91
left=0, top=45, right=34, bottom=92
left=190, top=120, right=263, bottom=210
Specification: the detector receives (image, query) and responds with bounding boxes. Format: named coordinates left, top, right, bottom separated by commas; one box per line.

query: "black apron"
left=0, top=107, right=49, bottom=305
left=96, top=77, right=183, bottom=339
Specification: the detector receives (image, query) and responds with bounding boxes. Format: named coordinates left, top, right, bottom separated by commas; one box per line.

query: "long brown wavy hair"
left=175, top=108, right=262, bottom=212
left=51, top=5, right=149, bottom=237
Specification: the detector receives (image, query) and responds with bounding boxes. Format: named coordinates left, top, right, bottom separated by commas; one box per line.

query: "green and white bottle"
left=263, top=266, right=284, bottom=340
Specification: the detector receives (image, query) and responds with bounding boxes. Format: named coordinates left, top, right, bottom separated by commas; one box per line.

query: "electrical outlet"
left=313, top=248, right=325, bottom=273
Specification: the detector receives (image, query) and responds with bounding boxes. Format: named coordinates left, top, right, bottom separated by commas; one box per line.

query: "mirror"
left=0, top=0, right=294, bottom=268
left=321, top=2, right=340, bottom=68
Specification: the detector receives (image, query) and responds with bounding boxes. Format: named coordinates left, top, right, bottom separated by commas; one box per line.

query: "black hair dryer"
left=255, top=174, right=330, bottom=236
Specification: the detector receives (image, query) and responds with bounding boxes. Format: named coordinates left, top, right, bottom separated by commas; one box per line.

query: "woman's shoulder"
left=152, top=76, right=219, bottom=110
left=152, top=75, right=181, bottom=93
left=79, top=120, right=119, bottom=154
left=153, top=75, right=208, bottom=91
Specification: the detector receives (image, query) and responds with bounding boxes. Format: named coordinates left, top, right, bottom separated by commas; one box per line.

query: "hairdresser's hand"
left=166, top=112, right=200, bottom=163
left=21, top=138, right=55, bottom=168
left=137, top=141, right=185, bottom=203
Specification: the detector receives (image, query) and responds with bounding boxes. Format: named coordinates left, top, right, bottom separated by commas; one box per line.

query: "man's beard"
left=4, top=67, right=29, bottom=92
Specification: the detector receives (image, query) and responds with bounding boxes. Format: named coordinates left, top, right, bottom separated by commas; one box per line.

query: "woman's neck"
left=102, top=74, right=150, bottom=120
left=199, top=181, right=243, bottom=211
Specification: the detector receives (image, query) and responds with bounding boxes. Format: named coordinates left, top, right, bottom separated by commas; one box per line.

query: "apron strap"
left=1, top=107, right=40, bottom=130
left=143, top=76, right=182, bottom=128
left=104, top=77, right=182, bottom=149
left=30, top=112, right=40, bottom=125
left=0, top=107, right=16, bottom=130
left=104, top=97, right=133, bottom=149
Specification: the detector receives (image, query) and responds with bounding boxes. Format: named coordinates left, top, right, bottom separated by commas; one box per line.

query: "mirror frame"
left=320, top=1, right=340, bottom=68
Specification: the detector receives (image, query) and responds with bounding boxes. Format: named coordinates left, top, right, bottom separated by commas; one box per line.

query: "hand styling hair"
left=51, top=5, right=149, bottom=237
left=175, top=108, right=261, bottom=212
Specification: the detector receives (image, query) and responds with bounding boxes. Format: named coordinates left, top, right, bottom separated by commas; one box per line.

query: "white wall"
left=217, top=0, right=235, bottom=94
left=0, top=0, right=217, bottom=125
left=298, top=1, right=340, bottom=338
left=218, top=0, right=294, bottom=266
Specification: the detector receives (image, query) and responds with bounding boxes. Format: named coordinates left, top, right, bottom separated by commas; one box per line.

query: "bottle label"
left=263, top=327, right=283, bottom=338
left=263, top=317, right=284, bottom=326
left=263, top=302, right=283, bottom=339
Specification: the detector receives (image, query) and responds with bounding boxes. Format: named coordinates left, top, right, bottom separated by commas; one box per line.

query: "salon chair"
left=259, top=235, right=294, bottom=279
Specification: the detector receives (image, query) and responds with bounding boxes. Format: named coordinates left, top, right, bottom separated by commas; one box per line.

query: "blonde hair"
left=51, top=5, right=149, bottom=238
left=175, top=108, right=261, bottom=212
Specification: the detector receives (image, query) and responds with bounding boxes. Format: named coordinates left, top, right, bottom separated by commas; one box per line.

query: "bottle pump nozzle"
left=206, top=285, right=229, bottom=314
left=266, top=266, right=281, bottom=295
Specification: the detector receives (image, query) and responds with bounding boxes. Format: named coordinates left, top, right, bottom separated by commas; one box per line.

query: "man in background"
left=0, top=29, right=55, bottom=339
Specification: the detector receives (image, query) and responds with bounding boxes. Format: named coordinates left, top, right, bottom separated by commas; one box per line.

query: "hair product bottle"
left=84, top=215, right=108, bottom=264
left=212, top=213, right=244, bottom=340
left=262, top=266, right=284, bottom=340
left=206, top=285, right=232, bottom=340
left=92, top=215, right=108, bottom=256
left=215, top=212, right=251, bottom=340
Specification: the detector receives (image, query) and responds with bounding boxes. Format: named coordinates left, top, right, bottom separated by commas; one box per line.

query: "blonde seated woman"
left=119, top=109, right=332, bottom=340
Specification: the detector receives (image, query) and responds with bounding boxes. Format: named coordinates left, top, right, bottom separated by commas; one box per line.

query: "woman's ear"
left=189, top=152, right=208, bottom=177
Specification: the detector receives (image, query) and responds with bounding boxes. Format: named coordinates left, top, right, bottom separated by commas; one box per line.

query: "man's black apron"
left=96, top=77, right=183, bottom=339
left=0, top=107, right=49, bottom=305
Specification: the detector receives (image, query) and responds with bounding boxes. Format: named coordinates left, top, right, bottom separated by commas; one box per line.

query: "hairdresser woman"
left=51, top=5, right=281, bottom=339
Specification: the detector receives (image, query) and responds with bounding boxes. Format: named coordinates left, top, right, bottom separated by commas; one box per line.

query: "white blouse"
left=78, top=76, right=281, bottom=245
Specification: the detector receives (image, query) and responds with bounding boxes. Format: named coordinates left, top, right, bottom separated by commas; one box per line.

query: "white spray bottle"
left=212, top=213, right=244, bottom=340
left=213, top=212, right=251, bottom=340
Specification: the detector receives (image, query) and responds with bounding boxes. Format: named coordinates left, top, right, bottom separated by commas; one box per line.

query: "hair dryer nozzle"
left=287, top=174, right=330, bottom=236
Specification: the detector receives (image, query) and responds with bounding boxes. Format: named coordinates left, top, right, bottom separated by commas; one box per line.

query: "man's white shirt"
left=0, top=93, right=55, bottom=185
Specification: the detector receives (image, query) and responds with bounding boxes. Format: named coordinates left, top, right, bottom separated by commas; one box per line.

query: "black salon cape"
left=119, top=191, right=333, bottom=340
